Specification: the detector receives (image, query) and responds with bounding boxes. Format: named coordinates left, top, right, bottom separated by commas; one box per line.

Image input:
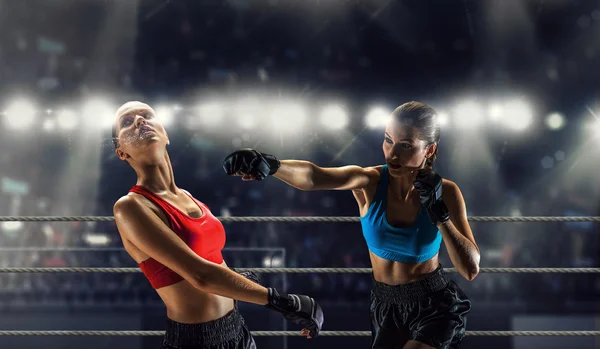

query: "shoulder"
left=351, top=165, right=383, bottom=195
left=361, top=165, right=383, bottom=187
left=442, top=179, right=465, bottom=205
left=442, top=178, right=458, bottom=192
left=113, top=194, right=142, bottom=216
left=364, top=165, right=384, bottom=178
left=113, top=192, right=156, bottom=218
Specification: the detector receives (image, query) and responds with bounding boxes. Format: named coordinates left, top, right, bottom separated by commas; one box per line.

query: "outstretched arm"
left=275, top=160, right=375, bottom=191
left=223, top=149, right=377, bottom=191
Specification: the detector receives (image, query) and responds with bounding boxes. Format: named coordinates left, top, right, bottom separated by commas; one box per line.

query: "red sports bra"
left=129, top=185, right=226, bottom=289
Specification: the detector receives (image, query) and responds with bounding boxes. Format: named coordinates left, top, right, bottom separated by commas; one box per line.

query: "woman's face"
left=382, top=121, right=435, bottom=177
left=113, top=101, right=169, bottom=164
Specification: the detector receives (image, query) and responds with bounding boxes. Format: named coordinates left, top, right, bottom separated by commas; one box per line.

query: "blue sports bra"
left=359, top=164, right=442, bottom=263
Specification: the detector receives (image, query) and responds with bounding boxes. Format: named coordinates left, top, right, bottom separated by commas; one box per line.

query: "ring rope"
left=0, top=330, right=597, bottom=336
left=0, top=216, right=598, bottom=222
left=0, top=247, right=282, bottom=252
left=0, top=267, right=597, bottom=273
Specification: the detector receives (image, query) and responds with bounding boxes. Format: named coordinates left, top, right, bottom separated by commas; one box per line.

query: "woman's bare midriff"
left=370, top=252, right=439, bottom=285
left=355, top=167, right=441, bottom=286
left=155, top=262, right=235, bottom=324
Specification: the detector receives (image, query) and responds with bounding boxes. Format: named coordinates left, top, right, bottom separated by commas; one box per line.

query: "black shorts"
left=161, top=309, right=256, bottom=349
left=370, top=266, right=471, bottom=349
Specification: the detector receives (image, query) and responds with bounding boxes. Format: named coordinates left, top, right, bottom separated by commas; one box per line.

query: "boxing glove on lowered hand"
left=265, top=288, right=324, bottom=339
left=222, top=148, right=280, bottom=180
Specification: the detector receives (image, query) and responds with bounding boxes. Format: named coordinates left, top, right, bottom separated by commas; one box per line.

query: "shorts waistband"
left=371, top=265, right=449, bottom=303
left=163, top=309, right=243, bottom=347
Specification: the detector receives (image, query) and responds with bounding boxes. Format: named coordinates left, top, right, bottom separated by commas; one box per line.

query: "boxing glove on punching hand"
left=413, top=169, right=450, bottom=226
left=265, top=288, right=324, bottom=339
left=222, top=148, right=280, bottom=180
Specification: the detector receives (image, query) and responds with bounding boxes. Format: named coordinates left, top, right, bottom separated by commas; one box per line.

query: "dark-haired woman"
left=224, top=101, right=479, bottom=349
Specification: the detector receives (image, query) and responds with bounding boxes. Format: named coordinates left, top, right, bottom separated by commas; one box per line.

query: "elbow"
left=463, top=255, right=480, bottom=281
left=189, top=269, right=214, bottom=291
left=298, top=163, right=318, bottom=191
left=463, top=264, right=479, bottom=281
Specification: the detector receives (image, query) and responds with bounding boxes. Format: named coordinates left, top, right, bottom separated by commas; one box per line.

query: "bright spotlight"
left=488, top=103, right=503, bottom=122
left=588, top=118, right=600, bottom=143
left=84, top=233, right=111, bottom=246
left=56, top=109, right=78, bottom=130
left=452, top=100, right=485, bottom=129
left=365, top=107, right=390, bottom=129
left=238, top=114, right=257, bottom=130
left=4, top=98, right=37, bottom=130
left=545, top=112, right=566, bottom=130
left=262, top=256, right=283, bottom=267
left=270, top=103, right=306, bottom=132
left=436, top=111, right=449, bottom=126
left=154, top=104, right=175, bottom=127
left=1, top=222, right=23, bottom=231
left=320, top=105, right=348, bottom=130
left=502, top=99, right=534, bottom=131
left=197, top=102, right=225, bottom=127
left=43, top=118, right=56, bottom=132
left=82, top=98, right=114, bottom=129
left=235, top=98, right=262, bottom=130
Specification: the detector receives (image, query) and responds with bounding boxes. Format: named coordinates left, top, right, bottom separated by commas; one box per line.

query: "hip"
left=162, top=309, right=255, bottom=349
left=369, top=264, right=471, bottom=317
left=158, top=281, right=236, bottom=324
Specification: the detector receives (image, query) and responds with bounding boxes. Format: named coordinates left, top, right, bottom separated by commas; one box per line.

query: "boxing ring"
left=0, top=215, right=599, bottom=338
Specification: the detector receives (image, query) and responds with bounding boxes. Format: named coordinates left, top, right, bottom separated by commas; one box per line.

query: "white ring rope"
left=0, top=216, right=598, bottom=222
left=0, top=247, right=283, bottom=252
left=0, top=267, right=597, bottom=273
left=0, top=330, right=596, bottom=336
left=2, top=215, right=596, bottom=338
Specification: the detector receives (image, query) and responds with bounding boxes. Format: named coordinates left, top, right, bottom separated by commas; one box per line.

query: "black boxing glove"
left=265, top=288, right=324, bottom=338
left=222, top=148, right=280, bottom=180
left=413, top=169, right=450, bottom=226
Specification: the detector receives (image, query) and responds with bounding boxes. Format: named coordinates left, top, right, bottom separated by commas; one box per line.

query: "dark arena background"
left=0, top=0, right=599, bottom=348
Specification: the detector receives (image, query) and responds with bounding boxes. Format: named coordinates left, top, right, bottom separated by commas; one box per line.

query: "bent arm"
left=113, top=196, right=268, bottom=305
left=274, top=160, right=375, bottom=191
left=438, top=181, right=480, bottom=281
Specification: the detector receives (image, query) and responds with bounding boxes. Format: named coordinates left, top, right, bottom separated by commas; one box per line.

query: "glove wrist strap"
left=261, top=153, right=280, bottom=175
left=267, top=288, right=297, bottom=312
left=428, top=200, right=450, bottom=225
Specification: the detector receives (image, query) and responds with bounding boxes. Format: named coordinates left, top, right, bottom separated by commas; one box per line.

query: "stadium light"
left=452, top=100, right=485, bottom=129
left=154, top=104, right=175, bottom=127
left=320, top=104, right=348, bottom=130
left=501, top=99, right=534, bottom=131
left=4, top=98, right=37, bottom=130
left=82, top=98, right=114, bottom=129
left=545, top=112, right=566, bottom=131
left=269, top=102, right=306, bottom=132
left=365, top=107, right=390, bottom=129
left=56, top=109, right=78, bottom=130
left=197, top=102, right=225, bottom=127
